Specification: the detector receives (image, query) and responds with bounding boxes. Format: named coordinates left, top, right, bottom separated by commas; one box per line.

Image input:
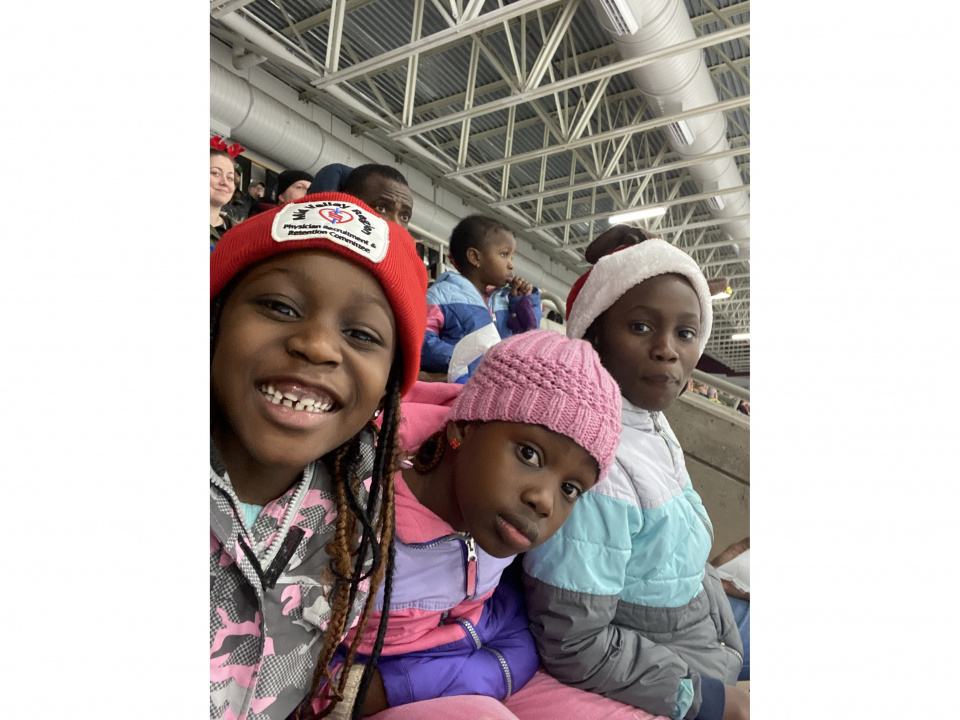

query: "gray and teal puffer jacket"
left=522, top=398, right=742, bottom=720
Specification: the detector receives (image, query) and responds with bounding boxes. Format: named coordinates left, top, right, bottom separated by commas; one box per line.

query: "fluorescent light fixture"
left=711, top=287, right=732, bottom=300
left=730, top=333, right=750, bottom=341
left=609, top=206, right=667, bottom=224
left=598, top=0, right=640, bottom=36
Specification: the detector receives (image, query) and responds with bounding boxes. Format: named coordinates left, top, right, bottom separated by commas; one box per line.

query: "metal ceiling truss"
left=210, top=0, right=750, bottom=371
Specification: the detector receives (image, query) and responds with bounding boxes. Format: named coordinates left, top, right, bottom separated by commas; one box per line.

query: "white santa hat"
left=565, top=238, right=713, bottom=358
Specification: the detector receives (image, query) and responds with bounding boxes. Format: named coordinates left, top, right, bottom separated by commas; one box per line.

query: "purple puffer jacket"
left=339, top=472, right=539, bottom=706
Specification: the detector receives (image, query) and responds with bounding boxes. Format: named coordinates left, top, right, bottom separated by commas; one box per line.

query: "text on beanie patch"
left=270, top=200, right=389, bottom=263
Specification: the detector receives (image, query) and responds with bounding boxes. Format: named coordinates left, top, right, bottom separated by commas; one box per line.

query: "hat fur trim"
left=565, top=239, right=713, bottom=357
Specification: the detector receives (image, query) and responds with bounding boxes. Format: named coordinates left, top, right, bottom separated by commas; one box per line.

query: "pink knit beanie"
left=447, top=329, right=622, bottom=481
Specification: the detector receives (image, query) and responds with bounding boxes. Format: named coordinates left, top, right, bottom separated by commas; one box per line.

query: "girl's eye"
left=561, top=482, right=584, bottom=502
left=345, top=327, right=383, bottom=346
left=678, top=329, right=697, bottom=341
left=517, top=444, right=542, bottom=468
left=256, top=298, right=298, bottom=318
left=629, top=321, right=650, bottom=333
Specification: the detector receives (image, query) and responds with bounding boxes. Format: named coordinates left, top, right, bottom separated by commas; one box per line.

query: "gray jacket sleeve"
left=522, top=572, right=705, bottom=719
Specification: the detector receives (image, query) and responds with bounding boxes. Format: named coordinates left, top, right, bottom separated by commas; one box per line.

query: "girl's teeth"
left=259, top=384, right=333, bottom=413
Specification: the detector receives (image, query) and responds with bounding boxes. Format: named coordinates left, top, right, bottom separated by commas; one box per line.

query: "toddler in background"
left=328, top=330, right=622, bottom=717
left=209, top=192, right=427, bottom=720
left=523, top=236, right=750, bottom=720
left=421, top=215, right=542, bottom=383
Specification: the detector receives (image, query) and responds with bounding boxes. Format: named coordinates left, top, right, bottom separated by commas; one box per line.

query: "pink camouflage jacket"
left=209, top=437, right=375, bottom=720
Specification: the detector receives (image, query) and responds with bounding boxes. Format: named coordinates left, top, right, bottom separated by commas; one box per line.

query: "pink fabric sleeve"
left=503, top=669, right=669, bottom=720
left=425, top=304, right=445, bottom=335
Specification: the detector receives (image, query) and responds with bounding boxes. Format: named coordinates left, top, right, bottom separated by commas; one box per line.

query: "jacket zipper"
left=464, top=535, right=478, bottom=598
left=649, top=412, right=679, bottom=470
left=410, top=532, right=478, bottom=598
left=210, top=465, right=311, bottom=591
left=720, top=640, right=744, bottom=664
left=454, top=617, right=482, bottom=649
left=451, top=619, right=514, bottom=700
left=482, top=647, right=513, bottom=700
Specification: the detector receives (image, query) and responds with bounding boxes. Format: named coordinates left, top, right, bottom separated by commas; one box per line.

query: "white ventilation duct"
left=211, top=13, right=580, bottom=295
left=589, top=0, right=749, bottom=263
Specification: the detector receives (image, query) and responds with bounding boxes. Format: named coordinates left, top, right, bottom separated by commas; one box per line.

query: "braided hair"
left=300, top=369, right=401, bottom=719
left=210, top=291, right=400, bottom=720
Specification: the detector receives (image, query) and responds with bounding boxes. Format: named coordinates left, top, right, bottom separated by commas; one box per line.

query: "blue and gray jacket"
left=522, top=398, right=743, bottom=720
left=421, top=271, right=541, bottom=383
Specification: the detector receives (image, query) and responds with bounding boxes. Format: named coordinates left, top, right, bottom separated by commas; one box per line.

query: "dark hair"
left=249, top=181, right=265, bottom=189
left=448, top=215, right=510, bottom=272
left=210, top=291, right=399, bottom=720
left=342, top=164, right=409, bottom=196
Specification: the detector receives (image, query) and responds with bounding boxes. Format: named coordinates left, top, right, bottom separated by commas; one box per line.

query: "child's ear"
left=465, top=247, right=481, bottom=269
left=584, top=324, right=602, bottom=351
left=446, top=421, right=471, bottom=445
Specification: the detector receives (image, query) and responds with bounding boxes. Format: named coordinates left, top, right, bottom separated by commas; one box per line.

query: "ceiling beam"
left=534, top=184, right=749, bottom=231
left=390, top=23, right=750, bottom=139
left=308, top=0, right=563, bottom=90
left=490, top=146, right=749, bottom=207
left=446, top=94, right=749, bottom=177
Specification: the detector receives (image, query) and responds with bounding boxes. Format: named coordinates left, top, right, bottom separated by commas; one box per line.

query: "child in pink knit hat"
left=316, top=329, right=622, bottom=718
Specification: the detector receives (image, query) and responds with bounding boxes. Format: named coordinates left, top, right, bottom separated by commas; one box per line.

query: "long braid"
left=341, top=422, right=383, bottom=611
left=349, top=381, right=402, bottom=718
left=298, top=368, right=404, bottom=719
left=342, top=377, right=402, bottom=717
left=412, top=430, right=446, bottom=473
left=299, top=440, right=361, bottom=718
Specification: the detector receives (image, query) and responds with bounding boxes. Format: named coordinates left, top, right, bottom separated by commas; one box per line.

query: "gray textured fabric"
left=522, top=569, right=741, bottom=718
left=209, top=431, right=377, bottom=720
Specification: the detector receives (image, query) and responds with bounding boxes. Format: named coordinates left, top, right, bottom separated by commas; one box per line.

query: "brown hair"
left=300, top=371, right=402, bottom=719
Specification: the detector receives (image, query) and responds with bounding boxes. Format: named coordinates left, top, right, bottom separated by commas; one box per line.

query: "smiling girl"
left=209, top=192, right=427, bottom=720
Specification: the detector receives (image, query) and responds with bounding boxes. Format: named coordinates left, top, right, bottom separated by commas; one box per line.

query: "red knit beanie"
left=210, top=192, right=428, bottom=395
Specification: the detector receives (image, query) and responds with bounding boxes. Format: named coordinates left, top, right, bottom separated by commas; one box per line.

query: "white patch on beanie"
left=566, top=239, right=713, bottom=357
left=271, top=199, right=389, bottom=263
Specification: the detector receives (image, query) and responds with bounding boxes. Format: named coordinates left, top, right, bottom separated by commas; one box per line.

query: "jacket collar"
left=393, top=471, right=459, bottom=544
left=434, top=270, right=487, bottom=302
left=620, top=395, right=661, bottom=429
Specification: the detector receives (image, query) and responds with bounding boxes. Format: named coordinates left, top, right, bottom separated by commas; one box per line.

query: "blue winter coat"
left=421, top=271, right=541, bottom=382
